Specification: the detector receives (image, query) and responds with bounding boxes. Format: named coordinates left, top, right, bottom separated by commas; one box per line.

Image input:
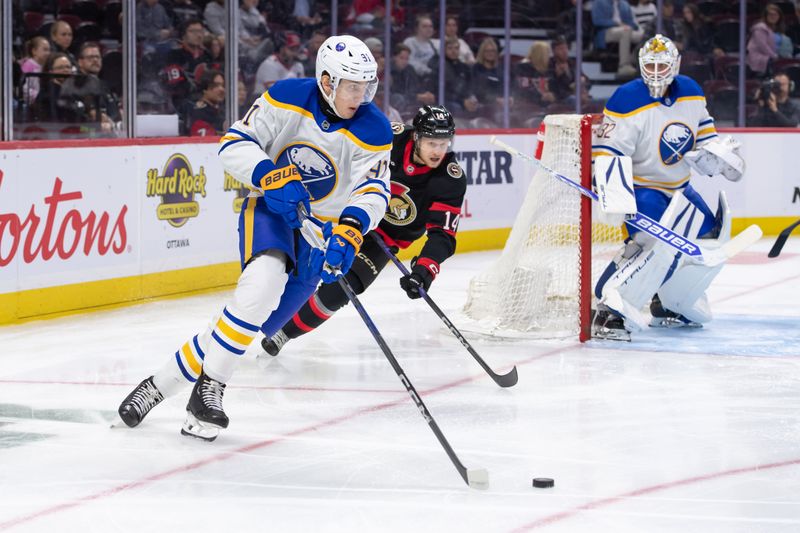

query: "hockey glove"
left=314, top=217, right=364, bottom=283
left=259, top=162, right=310, bottom=229
left=399, top=256, right=438, bottom=299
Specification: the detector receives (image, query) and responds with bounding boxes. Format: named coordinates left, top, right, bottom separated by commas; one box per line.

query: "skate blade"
left=181, top=412, right=222, bottom=442
left=649, top=317, right=703, bottom=329
left=592, top=327, right=631, bottom=342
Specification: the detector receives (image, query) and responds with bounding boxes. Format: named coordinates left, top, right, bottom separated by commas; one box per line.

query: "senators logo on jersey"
left=274, top=142, right=338, bottom=201
left=384, top=182, right=417, bottom=226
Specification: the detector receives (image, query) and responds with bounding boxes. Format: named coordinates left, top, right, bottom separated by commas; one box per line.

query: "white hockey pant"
left=597, top=189, right=708, bottom=331
left=153, top=251, right=289, bottom=396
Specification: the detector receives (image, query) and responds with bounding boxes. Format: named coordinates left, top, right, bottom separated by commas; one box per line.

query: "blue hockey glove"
left=316, top=217, right=364, bottom=284
left=258, top=162, right=310, bottom=229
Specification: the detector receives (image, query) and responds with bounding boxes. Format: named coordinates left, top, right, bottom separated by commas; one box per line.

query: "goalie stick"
left=371, top=233, right=518, bottom=388
left=490, top=136, right=762, bottom=268
left=298, top=207, right=489, bottom=490
left=767, top=218, right=800, bottom=258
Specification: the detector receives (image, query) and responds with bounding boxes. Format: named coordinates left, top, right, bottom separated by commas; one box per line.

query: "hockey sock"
left=283, top=280, right=354, bottom=338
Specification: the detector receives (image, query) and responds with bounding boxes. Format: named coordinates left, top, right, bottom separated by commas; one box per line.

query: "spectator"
left=364, top=37, right=385, bottom=76
left=292, top=0, right=323, bottom=30
left=185, top=70, right=226, bottom=136
left=20, top=36, right=51, bottom=102
left=752, top=72, right=800, bottom=126
left=33, top=52, right=79, bottom=122
left=345, top=0, right=404, bottom=30
left=169, top=0, right=204, bottom=26
left=49, top=21, right=76, bottom=64
left=431, top=36, right=478, bottom=115
left=204, top=0, right=225, bottom=38
left=432, top=15, right=475, bottom=66
left=300, top=29, right=327, bottom=75
left=254, top=31, right=304, bottom=91
left=548, top=35, right=592, bottom=104
left=238, top=78, right=251, bottom=117
left=660, top=0, right=679, bottom=42
left=677, top=3, right=714, bottom=55
left=389, top=43, right=435, bottom=114
left=591, top=0, right=644, bottom=78
left=630, top=0, right=658, bottom=37
left=747, top=4, right=793, bottom=78
left=166, top=19, right=211, bottom=82
left=204, top=34, right=224, bottom=71
left=403, top=14, right=438, bottom=79
left=136, top=0, right=174, bottom=43
left=514, top=41, right=556, bottom=108
left=472, top=37, right=507, bottom=108
left=238, top=0, right=274, bottom=68
left=60, top=42, right=122, bottom=127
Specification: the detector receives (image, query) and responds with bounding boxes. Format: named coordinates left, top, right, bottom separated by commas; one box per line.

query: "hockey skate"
left=181, top=371, right=229, bottom=442
left=261, top=329, right=289, bottom=357
left=118, top=376, right=164, bottom=428
left=649, top=295, right=702, bottom=329
left=591, top=308, right=631, bottom=342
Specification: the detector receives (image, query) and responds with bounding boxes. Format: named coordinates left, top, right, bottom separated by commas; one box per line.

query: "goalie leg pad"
left=656, top=191, right=732, bottom=323
left=597, top=189, right=710, bottom=331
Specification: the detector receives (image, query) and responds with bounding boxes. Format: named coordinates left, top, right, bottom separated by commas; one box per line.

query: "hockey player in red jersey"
left=260, top=104, right=467, bottom=356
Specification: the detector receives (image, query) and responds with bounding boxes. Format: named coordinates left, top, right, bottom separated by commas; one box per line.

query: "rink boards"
left=0, top=130, right=796, bottom=323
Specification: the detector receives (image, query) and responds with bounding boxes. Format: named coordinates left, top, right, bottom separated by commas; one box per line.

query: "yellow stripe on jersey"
left=263, top=92, right=392, bottom=153
left=180, top=341, right=202, bottom=375
left=605, top=96, right=707, bottom=119
left=243, top=196, right=256, bottom=263
left=354, top=187, right=385, bottom=196
left=216, top=318, right=255, bottom=347
left=633, top=174, right=690, bottom=188
left=697, top=127, right=716, bottom=136
left=219, top=134, right=242, bottom=144
left=592, top=150, right=615, bottom=158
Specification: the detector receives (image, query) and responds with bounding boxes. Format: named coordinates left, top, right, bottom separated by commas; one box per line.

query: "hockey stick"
left=768, top=218, right=800, bottom=258
left=298, top=208, right=489, bottom=490
left=371, top=234, right=518, bottom=388
left=490, top=136, right=762, bottom=268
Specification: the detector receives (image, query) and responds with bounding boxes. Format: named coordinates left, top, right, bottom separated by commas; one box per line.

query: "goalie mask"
left=316, top=35, right=379, bottom=118
left=639, top=34, right=680, bottom=98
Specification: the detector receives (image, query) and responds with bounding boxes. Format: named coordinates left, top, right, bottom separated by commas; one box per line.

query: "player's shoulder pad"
left=345, top=102, right=393, bottom=151
left=671, top=74, right=705, bottom=99
left=264, top=77, right=317, bottom=108
left=604, top=79, right=655, bottom=117
left=436, top=153, right=467, bottom=195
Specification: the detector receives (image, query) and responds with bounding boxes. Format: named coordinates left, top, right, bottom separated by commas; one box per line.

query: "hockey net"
left=461, top=114, right=625, bottom=341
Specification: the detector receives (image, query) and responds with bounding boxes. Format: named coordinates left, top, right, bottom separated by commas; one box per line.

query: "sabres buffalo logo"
left=274, top=142, right=338, bottom=202
left=659, top=122, right=695, bottom=165
left=384, top=182, right=416, bottom=226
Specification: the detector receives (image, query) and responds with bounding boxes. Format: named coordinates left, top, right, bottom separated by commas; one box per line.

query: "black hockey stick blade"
left=768, top=218, right=800, bottom=258
left=371, top=234, right=518, bottom=387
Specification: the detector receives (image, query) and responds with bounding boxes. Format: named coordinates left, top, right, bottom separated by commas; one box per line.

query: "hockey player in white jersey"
left=591, top=34, right=745, bottom=341
left=117, top=35, right=392, bottom=440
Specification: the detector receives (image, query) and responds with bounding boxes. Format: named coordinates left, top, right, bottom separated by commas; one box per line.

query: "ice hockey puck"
left=532, top=477, right=554, bottom=488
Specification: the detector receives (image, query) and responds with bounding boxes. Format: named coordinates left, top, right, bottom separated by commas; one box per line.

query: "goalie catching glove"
left=257, top=161, right=311, bottom=228
left=399, top=257, right=439, bottom=299
left=683, top=135, right=745, bottom=182
left=311, top=216, right=364, bottom=283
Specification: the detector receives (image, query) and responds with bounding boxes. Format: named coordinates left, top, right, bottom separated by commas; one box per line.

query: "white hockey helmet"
left=316, top=35, right=379, bottom=117
left=638, top=34, right=681, bottom=98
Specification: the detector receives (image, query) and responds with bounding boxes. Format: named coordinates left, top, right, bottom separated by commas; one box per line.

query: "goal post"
left=460, top=114, right=624, bottom=341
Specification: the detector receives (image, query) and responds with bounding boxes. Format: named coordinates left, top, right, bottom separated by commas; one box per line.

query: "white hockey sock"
left=202, top=251, right=288, bottom=383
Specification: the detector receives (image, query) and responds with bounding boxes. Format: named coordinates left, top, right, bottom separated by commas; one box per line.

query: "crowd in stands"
left=9, top=0, right=800, bottom=140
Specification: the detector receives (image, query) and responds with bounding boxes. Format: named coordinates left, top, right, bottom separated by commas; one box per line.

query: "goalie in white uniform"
left=591, top=34, right=745, bottom=341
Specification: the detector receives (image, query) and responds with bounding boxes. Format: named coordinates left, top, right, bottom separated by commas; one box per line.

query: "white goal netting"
left=461, top=115, right=624, bottom=340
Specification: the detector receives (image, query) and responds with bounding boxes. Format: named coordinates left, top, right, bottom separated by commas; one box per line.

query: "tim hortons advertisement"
left=450, top=133, right=538, bottom=232
left=0, top=147, right=138, bottom=293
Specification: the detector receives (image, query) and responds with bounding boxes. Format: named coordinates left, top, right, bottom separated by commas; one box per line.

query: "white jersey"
left=592, top=75, right=718, bottom=194
left=218, top=78, right=392, bottom=231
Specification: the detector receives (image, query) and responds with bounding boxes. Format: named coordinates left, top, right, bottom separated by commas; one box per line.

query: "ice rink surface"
left=1, top=238, right=799, bottom=533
